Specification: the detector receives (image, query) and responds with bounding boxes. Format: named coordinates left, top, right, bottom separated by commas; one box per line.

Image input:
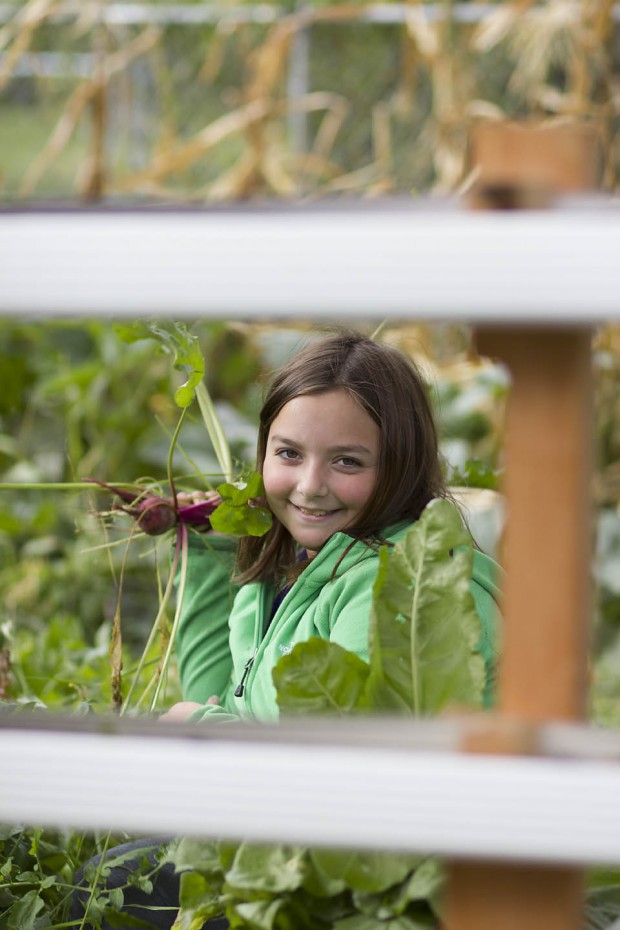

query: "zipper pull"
left=234, top=649, right=257, bottom=698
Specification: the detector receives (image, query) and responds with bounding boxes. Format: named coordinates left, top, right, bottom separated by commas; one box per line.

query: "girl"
left=71, top=330, right=500, bottom=928
left=167, top=329, right=499, bottom=725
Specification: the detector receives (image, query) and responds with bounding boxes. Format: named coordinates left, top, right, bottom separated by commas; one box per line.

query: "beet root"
left=84, top=479, right=219, bottom=535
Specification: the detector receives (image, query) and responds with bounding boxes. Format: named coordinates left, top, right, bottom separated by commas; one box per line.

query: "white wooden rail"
left=0, top=714, right=619, bottom=866
left=1, top=199, right=620, bottom=319
left=5, top=3, right=619, bottom=26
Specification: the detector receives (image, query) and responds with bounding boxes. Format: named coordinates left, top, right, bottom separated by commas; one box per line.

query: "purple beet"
left=84, top=478, right=218, bottom=536
left=176, top=499, right=220, bottom=526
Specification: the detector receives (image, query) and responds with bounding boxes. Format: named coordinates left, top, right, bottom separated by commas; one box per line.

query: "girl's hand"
left=176, top=489, right=226, bottom=535
left=176, top=489, right=222, bottom=508
left=160, top=695, right=219, bottom=722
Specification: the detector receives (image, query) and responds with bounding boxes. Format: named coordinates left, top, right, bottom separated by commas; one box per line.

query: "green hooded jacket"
left=176, top=522, right=502, bottom=725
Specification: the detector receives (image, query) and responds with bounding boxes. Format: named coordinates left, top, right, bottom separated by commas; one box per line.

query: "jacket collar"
left=295, top=522, right=411, bottom=588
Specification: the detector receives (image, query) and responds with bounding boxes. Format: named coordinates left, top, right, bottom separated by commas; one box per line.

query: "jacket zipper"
left=234, top=648, right=258, bottom=698
left=233, top=583, right=281, bottom=701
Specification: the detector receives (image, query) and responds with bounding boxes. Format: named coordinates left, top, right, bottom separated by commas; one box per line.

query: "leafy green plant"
left=445, top=458, right=500, bottom=493
left=0, top=822, right=173, bottom=930
left=1, top=321, right=272, bottom=717
left=171, top=499, right=485, bottom=930
left=0, top=322, right=275, bottom=929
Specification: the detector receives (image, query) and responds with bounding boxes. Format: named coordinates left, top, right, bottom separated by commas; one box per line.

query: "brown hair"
left=235, top=330, right=446, bottom=583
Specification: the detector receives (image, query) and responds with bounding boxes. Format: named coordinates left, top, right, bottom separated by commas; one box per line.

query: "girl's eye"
left=337, top=456, right=361, bottom=468
left=276, top=448, right=300, bottom=461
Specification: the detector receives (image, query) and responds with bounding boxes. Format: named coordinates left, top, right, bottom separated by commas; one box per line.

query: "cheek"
left=338, top=473, right=378, bottom=508
left=262, top=460, right=288, bottom=502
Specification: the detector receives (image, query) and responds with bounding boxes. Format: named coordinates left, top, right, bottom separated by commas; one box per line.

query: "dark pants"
left=70, top=836, right=228, bottom=930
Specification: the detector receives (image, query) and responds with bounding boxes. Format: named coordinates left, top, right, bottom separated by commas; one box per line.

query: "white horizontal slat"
left=2, top=204, right=620, bottom=321
left=0, top=3, right=589, bottom=27
left=2, top=726, right=620, bottom=865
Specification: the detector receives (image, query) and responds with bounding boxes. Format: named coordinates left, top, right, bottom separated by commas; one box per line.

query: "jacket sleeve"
left=174, top=534, right=239, bottom=704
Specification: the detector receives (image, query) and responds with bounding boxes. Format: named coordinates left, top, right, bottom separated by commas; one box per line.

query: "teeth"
left=298, top=507, right=329, bottom=516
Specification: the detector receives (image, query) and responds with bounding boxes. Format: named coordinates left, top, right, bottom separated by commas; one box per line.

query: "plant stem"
left=166, top=405, right=188, bottom=507
left=121, top=534, right=182, bottom=715
left=0, top=482, right=134, bottom=491
left=150, top=523, right=189, bottom=712
left=77, top=831, right=113, bottom=930
left=195, top=381, right=233, bottom=483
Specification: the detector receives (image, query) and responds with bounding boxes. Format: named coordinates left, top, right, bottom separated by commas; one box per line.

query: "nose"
left=297, top=461, right=328, bottom=499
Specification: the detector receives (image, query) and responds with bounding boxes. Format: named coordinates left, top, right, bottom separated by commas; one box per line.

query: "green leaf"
left=225, top=843, right=308, bottom=894
left=210, top=474, right=273, bottom=538
left=114, top=320, right=205, bottom=407
left=113, top=322, right=154, bottom=345
left=296, top=889, right=354, bottom=924
left=217, top=472, right=263, bottom=505
left=231, top=898, right=283, bottom=930
left=365, top=498, right=485, bottom=715
left=404, top=858, right=444, bottom=906
left=302, top=855, right=348, bottom=898
left=123, top=320, right=233, bottom=479
left=447, top=457, right=500, bottom=491
left=129, top=321, right=206, bottom=409
left=6, top=889, right=44, bottom=930
left=176, top=870, right=227, bottom=930
left=273, top=639, right=370, bottom=716
left=210, top=500, right=272, bottom=537
left=108, top=886, right=124, bottom=911
left=353, top=858, right=444, bottom=921
left=179, top=872, right=214, bottom=909
left=310, top=850, right=417, bottom=895
left=174, top=838, right=224, bottom=876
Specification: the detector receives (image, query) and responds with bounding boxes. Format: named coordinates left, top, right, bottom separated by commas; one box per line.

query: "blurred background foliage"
left=0, top=0, right=617, bottom=200
left=0, top=0, right=620, bottom=722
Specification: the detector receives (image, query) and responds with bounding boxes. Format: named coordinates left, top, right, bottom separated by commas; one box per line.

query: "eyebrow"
left=269, top=435, right=373, bottom=455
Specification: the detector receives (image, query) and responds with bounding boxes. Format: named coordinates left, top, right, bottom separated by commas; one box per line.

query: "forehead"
left=268, top=390, right=380, bottom=447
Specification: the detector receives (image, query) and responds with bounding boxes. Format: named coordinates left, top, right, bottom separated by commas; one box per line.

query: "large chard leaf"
left=366, top=498, right=485, bottom=715
left=273, top=638, right=370, bottom=716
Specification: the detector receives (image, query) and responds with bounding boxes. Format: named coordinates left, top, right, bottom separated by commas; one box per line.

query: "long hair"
left=235, top=331, right=446, bottom=583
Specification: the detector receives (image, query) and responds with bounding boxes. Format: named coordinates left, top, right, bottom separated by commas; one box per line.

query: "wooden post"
left=483, top=327, right=592, bottom=722
left=443, top=122, right=597, bottom=930
left=469, top=120, right=600, bottom=197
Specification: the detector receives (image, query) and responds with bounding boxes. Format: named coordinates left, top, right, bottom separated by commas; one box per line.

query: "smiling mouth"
left=294, top=505, right=334, bottom=517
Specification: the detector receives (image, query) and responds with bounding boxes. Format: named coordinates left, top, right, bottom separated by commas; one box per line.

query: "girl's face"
left=262, top=389, right=380, bottom=558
